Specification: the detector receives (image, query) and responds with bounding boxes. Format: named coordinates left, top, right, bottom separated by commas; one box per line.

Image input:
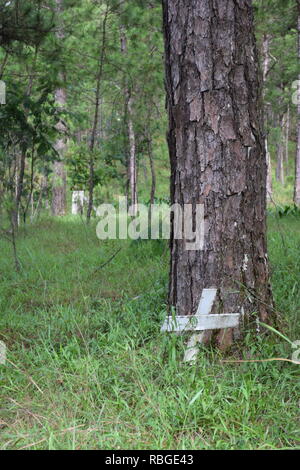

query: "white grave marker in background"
left=72, top=190, right=85, bottom=215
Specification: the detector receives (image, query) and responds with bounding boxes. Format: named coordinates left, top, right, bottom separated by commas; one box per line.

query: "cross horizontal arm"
left=161, top=313, right=240, bottom=333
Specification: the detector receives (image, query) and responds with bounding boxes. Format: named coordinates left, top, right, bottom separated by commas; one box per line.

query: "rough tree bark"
left=52, top=0, right=67, bottom=216
left=294, top=0, right=300, bottom=205
left=163, top=0, right=274, bottom=348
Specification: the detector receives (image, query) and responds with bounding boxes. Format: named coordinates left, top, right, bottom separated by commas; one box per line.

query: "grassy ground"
left=0, top=214, right=299, bottom=450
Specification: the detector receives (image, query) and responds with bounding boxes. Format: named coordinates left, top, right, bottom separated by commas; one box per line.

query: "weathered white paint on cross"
left=161, top=288, right=240, bottom=362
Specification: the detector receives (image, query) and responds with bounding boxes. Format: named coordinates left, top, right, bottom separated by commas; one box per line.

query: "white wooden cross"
left=161, top=288, right=240, bottom=362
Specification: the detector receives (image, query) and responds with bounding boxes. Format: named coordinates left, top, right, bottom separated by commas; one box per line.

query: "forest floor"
left=0, top=214, right=299, bottom=450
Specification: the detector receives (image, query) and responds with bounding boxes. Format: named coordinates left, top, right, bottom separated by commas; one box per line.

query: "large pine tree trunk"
left=163, top=0, right=274, bottom=347
left=52, top=0, right=67, bottom=216
left=295, top=0, right=300, bottom=205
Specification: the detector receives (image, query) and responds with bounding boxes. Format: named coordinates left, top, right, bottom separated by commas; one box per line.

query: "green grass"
left=0, top=215, right=299, bottom=450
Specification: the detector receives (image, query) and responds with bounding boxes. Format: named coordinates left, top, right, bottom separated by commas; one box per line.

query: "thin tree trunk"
left=52, top=133, right=67, bottom=216
left=43, top=174, right=50, bottom=211
left=148, top=136, right=156, bottom=208
left=266, top=139, right=273, bottom=200
left=23, top=153, right=35, bottom=223
left=0, top=50, right=9, bottom=80
left=123, top=101, right=130, bottom=206
left=127, top=94, right=137, bottom=215
left=262, top=33, right=272, bottom=201
left=87, top=6, right=108, bottom=222
left=294, top=0, right=300, bottom=205
left=13, top=46, right=39, bottom=229
left=276, top=114, right=285, bottom=185
left=276, top=143, right=284, bottom=184
left=13, top=150, right=26, bottom=229
left=52, top=0, right=67, bottom=216
left=163, top=0, right=274, bottom=349
left=10, top=213, right=21, bottom=272
left=285, top=106, right=290, bottom=176
left=146, top=132, right=156, bottom=226
left=120, top=26, right=138, bottom=216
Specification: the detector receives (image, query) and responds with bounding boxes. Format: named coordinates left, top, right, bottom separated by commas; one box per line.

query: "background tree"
left=255, top=0, right=299, bottom=204
left=295, top=0, right=300, bottom=204
left=52, top=0, right=67, bottom=216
